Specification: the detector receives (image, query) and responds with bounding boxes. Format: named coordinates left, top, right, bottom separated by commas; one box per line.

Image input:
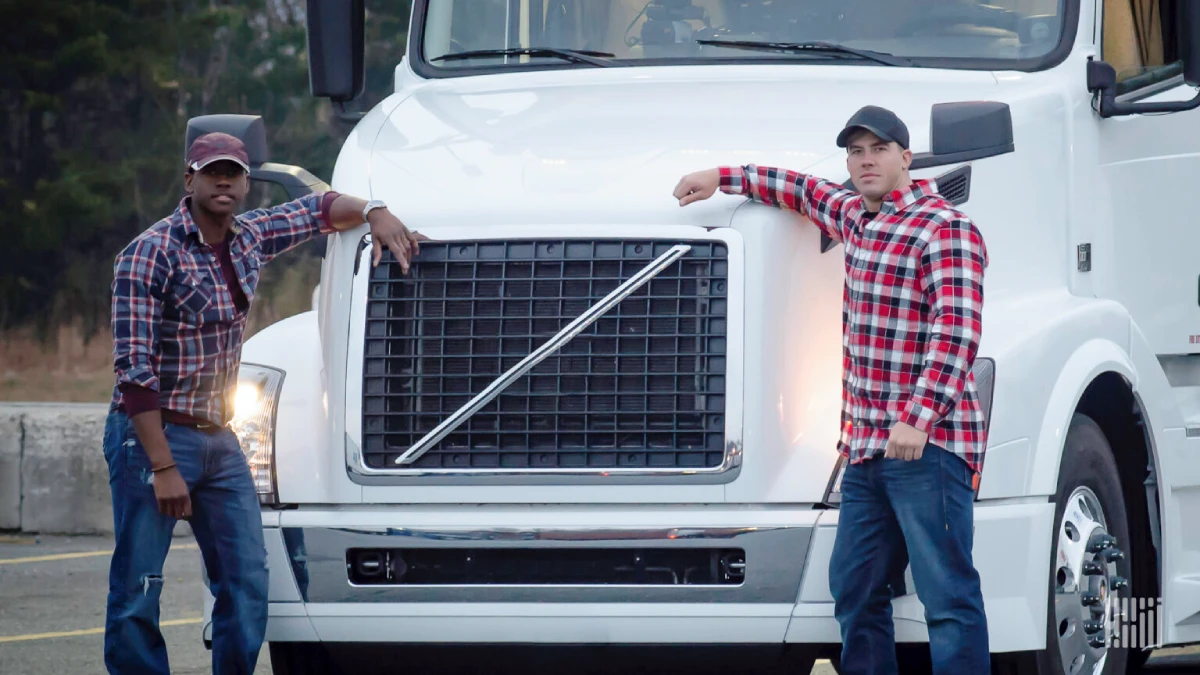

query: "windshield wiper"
left=695, top=40, right=913, bottom=67
left=431, top=47, right=617, bottom=68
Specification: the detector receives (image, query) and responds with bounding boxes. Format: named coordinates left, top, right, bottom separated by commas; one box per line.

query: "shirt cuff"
left=119, top=383, right=160, bottom=417
left=898, top=396, right=939, bottom=434
left=718, top=166, right=745, bottom=195
left=317, top=191, right=342, bottom=234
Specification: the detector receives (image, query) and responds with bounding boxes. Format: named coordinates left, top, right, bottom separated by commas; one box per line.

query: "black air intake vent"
left=937, top=164, right=972, bottom=205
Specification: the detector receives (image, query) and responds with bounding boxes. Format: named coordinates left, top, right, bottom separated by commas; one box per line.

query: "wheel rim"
left=1053, top=486, right=1127, bottom=675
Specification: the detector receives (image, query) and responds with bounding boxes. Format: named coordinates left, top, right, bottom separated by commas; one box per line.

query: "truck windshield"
left=416, top=0, right=1070, bottom=74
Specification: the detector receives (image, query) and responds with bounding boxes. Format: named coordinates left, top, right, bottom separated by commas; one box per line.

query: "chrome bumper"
left=280, top=522, right=813, bottom=605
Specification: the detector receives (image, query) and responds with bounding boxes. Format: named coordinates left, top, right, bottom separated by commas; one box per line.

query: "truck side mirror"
left=185, top=114, right=331, bottom=200
left=1183, top=0, right=1200, bottom=86
left=306, top=0, right=366, bottom=121
left=1087, top=2, right=1200, bottom=118
left=909, top=101, right=1015, bottom=171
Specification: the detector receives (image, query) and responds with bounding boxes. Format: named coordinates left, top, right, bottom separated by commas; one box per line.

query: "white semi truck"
left=190, top=1, right=1200, bottom=673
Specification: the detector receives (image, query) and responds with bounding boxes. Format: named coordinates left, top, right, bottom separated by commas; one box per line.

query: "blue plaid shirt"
left=110, top=193, right=337, bottom=426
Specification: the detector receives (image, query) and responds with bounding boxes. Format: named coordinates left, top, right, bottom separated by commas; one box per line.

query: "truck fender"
left=1025, top=338, right=1136, bottom=497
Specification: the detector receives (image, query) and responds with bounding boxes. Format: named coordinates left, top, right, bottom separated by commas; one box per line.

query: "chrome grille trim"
left=346, top=230, right=744, bottom=481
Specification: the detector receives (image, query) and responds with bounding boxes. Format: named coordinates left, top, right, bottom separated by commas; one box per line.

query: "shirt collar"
left=177, top=196, right=242, bottom=245
left=876, top=178, right=938, bottom=216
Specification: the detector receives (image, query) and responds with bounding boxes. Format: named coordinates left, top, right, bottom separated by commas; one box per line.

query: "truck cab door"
left=1092, top=0, right=1200, bottom=356
left=1091, top=0, right=1200, bottom=647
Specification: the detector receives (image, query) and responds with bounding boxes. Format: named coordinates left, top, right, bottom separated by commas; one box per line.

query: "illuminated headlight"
left=232, top=364, right=284, bottom=504
left=821, top=358, right=995, bottom=506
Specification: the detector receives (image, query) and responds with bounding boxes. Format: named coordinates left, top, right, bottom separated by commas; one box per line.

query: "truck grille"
left=361, top=239, right=730, bottom=471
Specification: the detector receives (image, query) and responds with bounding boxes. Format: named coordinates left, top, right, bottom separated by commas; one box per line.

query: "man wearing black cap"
left=673, top=106, right=991, bottom=674
left=103, top=131, right=425, bottom=674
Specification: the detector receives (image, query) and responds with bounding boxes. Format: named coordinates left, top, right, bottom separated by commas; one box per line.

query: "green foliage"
left=0, top=0, right=412, bottom=340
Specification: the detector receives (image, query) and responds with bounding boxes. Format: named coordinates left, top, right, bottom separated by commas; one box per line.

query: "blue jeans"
left=102, top=410, right=269, bottom=675
left=828, top=443, right=990, bottom=675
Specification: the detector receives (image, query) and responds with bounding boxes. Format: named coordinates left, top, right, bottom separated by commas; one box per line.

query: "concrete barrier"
left=0, top=404, right=190, bottom=536
left=0, top=409, right=21, bottom=530
left=20, top=404, right=114, bottom=534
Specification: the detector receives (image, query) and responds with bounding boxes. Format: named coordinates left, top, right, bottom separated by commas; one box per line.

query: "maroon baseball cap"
left=186, top=132, right=251, bottom=172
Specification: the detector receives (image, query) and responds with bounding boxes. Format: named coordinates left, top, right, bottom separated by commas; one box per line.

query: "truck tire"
left=268, top=642, right=339, bottom=675
left=993, top=413, right=1135, bottom=675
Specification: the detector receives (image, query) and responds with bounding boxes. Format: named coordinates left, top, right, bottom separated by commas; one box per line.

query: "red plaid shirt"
left=720, top=165, right=989, bottom=474
left=110, top=193, right=337, bottom=427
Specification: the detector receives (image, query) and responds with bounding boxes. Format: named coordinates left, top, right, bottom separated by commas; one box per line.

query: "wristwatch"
left=362, top=199, right=387, bottom=222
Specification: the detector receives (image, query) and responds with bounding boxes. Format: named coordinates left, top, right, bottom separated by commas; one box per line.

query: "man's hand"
left=128, top=410, right=191, bottom=518
left=368, top=208, right=429, bottom=274
left=885, top=422, right=928, bottom=461
left=673, top=169, right=721, bottom=206
left=153, top=467, right=192, bottom=519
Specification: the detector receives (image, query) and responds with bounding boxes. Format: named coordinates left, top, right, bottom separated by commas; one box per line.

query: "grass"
left=0, top=255, right=322, bottom=404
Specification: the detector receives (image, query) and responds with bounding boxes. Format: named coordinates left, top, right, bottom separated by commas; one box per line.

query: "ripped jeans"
left=102, top=409, right=268, bottom=675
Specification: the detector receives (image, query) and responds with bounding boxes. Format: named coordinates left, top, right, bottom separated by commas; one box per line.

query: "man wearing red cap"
left=102, top=132, right=424, bottom=674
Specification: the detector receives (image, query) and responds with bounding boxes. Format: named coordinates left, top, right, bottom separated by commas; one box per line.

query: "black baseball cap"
left=836, top=105, right=910, bottom=150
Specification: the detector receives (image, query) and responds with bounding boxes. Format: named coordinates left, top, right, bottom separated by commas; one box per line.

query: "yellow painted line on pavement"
left=0, top=543, right=198, bottom=565
left=0, top=618, right=203, bottom=644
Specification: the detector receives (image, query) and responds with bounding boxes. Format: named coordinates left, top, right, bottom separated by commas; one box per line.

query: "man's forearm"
left=327, top=194, right=374, bottom=230
left=323, top=192, right=426, bottom=272
left=129, top=410, right=176, bottom=471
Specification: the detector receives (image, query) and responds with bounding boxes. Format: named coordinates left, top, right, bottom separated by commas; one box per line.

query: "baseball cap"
left=186, top=132, right=251, bottom=172
left=836, top=105, right=910, bottom=150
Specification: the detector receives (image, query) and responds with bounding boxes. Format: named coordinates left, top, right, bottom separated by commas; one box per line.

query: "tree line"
left=0, top=0, right=411, bottom=341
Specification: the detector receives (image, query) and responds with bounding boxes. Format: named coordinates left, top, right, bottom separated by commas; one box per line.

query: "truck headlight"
left=231, top=364, right=283, bottom=504
left=821, top=358, right=995, bottom=506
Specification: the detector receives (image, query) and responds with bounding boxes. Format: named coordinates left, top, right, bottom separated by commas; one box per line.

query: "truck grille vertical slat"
left=362, top=240, right=729, bottom=472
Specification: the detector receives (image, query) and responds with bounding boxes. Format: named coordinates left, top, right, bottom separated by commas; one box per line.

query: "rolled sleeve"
left=118, top=383, right=160, bottom=416
left=111, top=239, right=168, bottom=395
left=244, top=191, right=341, bottom=262
left=319, top=190, right=340, bottom=231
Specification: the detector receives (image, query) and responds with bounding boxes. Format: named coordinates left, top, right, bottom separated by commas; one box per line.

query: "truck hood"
left=369, top=65, right=1000, bottom=223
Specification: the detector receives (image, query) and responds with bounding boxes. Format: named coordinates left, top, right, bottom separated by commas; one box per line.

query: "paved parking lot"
left=2, top=534, right=1198, bottom=674
left=0, top=533, right=269, bottom=675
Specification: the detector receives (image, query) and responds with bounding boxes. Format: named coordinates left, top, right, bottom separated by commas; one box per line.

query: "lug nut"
left=1081, top=592, right=1103, bottom=607
left=1088, top=634, right=1107, bottom=649
left=1084, top=618, right=1106, bottom=635
left=1111, top=575, right=1128, bottom=590
left=1082, top=561, right=1104, bottom=576
left=1104, top=548, right=1125, bottom=563
left=1087, top=533, right=1117, bottom=553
